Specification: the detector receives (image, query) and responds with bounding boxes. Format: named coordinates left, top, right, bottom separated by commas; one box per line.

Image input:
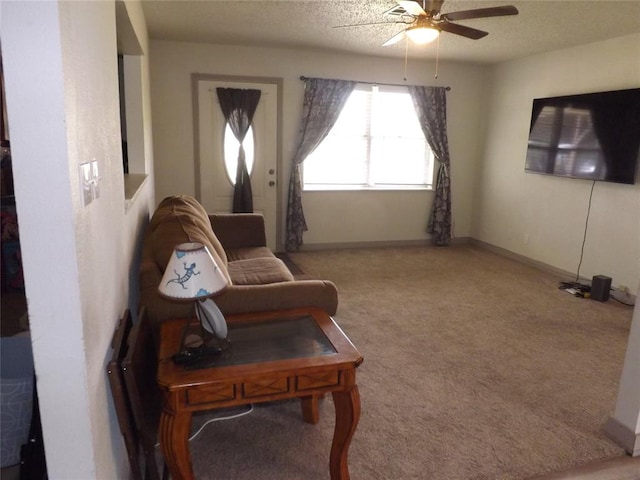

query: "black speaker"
left=591, top=275, right=612, bottom=302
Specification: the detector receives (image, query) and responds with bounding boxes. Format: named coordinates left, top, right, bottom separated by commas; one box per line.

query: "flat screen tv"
left=524, top=88, right=640, bottom=184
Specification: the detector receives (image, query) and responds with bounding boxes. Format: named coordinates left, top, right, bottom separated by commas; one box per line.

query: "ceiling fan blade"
left=333, top=21, right=408, bottom=28
left=397, top=1, right=427, bottom=17
left=382, top=29, right=407, bottom=46
left=442, top=6, right=518, bottom=22
left=438, top=22, right=488, bottom=40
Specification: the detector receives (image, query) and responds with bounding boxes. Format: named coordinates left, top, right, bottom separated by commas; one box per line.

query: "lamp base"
left=173, top=322, right=231, bottom=367
left=172, top=344, right=224, bottom=366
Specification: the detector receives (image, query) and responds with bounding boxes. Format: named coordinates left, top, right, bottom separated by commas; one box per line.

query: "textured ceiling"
left=141, top=0, right=640, bottom=64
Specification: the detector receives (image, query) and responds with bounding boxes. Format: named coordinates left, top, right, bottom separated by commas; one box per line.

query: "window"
left=223, top=123, right=255, bottom=185
left=303, top=84, right=434, bottom=190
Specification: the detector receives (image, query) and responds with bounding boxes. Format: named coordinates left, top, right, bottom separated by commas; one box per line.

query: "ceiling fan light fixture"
left=406, top=25, right=440, bottom=44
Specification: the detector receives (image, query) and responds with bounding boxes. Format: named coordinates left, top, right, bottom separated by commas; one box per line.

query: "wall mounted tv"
left=525, top=88, right=640, bottom=184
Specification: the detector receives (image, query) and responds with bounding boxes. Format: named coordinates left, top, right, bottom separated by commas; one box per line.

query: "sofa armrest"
left=209, top=214, right=267, bottom=250
left=140, top=280, right=339, bottom=327
left=215, top=281, right=339, bottom=317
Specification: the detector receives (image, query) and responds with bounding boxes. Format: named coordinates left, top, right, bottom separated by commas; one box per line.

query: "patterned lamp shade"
left=158, top=242, right=228, bottom=300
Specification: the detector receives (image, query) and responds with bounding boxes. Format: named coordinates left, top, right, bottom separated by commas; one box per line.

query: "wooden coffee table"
left=156, top=307, right=363, bottom=480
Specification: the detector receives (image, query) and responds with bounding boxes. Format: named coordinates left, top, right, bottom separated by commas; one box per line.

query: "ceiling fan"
left=335, top=1, right=518, bottom=46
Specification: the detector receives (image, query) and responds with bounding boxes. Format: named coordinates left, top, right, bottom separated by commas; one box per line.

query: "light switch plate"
left=80, top=162, right=93, bottom=206
left=80, top=160, right=100, bottom=206
left=90, top=160, right=100, bottom=200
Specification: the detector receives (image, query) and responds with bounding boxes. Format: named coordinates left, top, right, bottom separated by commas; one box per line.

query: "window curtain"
left=285, top=78, right=356, bottom=250
left=216, top=87, right=261, bottom=213
left=409, top=86, right=452, bottom=246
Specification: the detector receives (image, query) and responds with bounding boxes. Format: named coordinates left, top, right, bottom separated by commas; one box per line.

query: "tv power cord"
left=609, top=288, right=636, bottom=307
left=560, top=180, right=596, bottom=299
left=154, top=404, right=254, bottom=447
left=188, top=404, right=254, bottom=442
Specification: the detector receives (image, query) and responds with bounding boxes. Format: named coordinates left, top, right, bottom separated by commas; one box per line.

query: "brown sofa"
left=139, top=195, right=338, bottom=326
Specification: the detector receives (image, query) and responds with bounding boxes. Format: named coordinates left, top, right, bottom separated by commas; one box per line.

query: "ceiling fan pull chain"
left=434, top=34, right=440, bottom=79
left=403, top=35, right=410, bottom=81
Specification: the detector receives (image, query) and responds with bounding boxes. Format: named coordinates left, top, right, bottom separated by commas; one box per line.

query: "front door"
left=196, top=78, right=279, bottom=250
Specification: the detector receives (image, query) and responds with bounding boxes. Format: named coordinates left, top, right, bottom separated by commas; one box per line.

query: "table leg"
left=159, top=410, right=193, bottom=480
left=330, top=385, right=361, bottom=480
left=301, top=394, right=320, bottom=424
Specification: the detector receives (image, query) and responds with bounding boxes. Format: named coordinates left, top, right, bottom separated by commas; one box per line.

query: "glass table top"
left=179, top=315, right=337, bottom=369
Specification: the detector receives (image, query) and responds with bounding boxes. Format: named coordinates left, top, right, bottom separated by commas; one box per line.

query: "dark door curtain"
left=216, top=88, right=261, bottom=213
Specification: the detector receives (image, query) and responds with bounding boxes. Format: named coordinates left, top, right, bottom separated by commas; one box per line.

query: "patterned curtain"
left=216, top=88, right=261, bottom=213
left=409, top=86, right=452, bottom=246
left=285, top=78, right=356, bottom=250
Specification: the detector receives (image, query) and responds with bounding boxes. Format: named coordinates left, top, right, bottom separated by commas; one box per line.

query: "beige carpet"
left=189, top=244, right=633, bottom=479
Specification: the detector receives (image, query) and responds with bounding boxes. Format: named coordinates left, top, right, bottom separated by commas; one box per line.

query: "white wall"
left=1, top=0, right=154, bottom=477
left=149, top=40, right=490, bottom=250
left=609, top=284, right=640, bottom=453
left=473, top=34, right=640, bottom=290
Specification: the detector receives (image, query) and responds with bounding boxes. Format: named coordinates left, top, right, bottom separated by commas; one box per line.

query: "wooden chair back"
left=107, top=310, right=143, bottom=480
left=122, top=307, right=166, bottom=480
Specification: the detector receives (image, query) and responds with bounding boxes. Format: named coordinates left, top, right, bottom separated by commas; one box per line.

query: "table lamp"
left=158, top=242, right=230, bottom=361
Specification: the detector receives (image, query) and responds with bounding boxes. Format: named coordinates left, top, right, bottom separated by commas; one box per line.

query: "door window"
left=223, top=123, right=255, bottom=185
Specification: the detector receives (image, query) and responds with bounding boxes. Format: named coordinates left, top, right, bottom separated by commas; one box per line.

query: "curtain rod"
left=299, top=76, right=450, bottom=91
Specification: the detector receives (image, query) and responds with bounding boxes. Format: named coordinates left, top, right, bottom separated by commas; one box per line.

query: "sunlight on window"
left=304, top=91, right=369, bottom=185
left=304, top=85, right=433, bottom=190
left=224, top=123, right=255, bottom=185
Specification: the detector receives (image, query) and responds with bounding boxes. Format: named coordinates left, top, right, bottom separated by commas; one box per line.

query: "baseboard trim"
left=469, top=239, right=585, bottom=282
left=469, top=239, right=636, bottom=303
left=299, top=239, right=431, bottom=251
left=299, top=236, right=588, bottom=277
left=604, top=417, right=640, bottom=456
left=298, top=236, right=470, bottom=251
left=294, top=238, right=634, bottom=302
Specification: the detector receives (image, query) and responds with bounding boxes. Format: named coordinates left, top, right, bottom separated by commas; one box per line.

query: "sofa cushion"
left=210, top=214, right=267, bottom=250
left=227, top=258, right=294, bottom=285
left=147, top=196, right=230, bottom=285
left=225, top=246, right=275, bottom=262
left=153, top=197, right=225, bottom=256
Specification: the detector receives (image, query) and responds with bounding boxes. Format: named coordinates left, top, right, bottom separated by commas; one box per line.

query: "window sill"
left=124, top=173, right=148, bottom=211
left=304, top=184, right=433, bottom=192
